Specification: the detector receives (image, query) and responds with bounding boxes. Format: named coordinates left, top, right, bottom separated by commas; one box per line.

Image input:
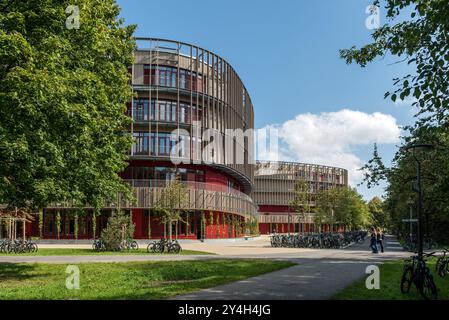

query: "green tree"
left=341, top=1, right=449, bottom=242
left=289, top=179, right=311, bottom=233
left=340, top=0, right=449, bottom=128
left=0, top=1, right=135, bottom=215
left=153, top=178, right=190, bottom=240
left=368, top=196, right=388, bottom=229
left=315, top=187, right=341, bottom=231
left=315, top=187, right=369, bottom=231
left=100, top=209, right=135, bottom=251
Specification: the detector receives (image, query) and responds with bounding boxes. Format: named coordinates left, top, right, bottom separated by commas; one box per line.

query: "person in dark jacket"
left=370, top=228, right=378, bottom=253
left=376, top=227, right=384, bottom=253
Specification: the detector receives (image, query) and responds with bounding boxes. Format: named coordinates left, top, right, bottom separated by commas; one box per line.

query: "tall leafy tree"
left=341, top=0, right=449, bottom=127
left=341, top=0, right=449, bottom=242
left=0, top=1, right=135, bottom=212
left=315, top=187, right=369, bottom=231
left=368, top=196, right=389, bottom=228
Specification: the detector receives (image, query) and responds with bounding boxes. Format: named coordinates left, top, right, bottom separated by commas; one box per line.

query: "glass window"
left=180, top=103, right=190, bottom=124
left=150, top=101, right=156, bottom=120
left=133, top=132, right=149, bottom=155
left=158, top=133, right=174, bottom=156
left=143, top=65, right=203, bottom=92
left=133, top=99, right=149, bottom=121
left=171, top=102, right=177, bottom=122
left=159, top=102, right=166, bottom=121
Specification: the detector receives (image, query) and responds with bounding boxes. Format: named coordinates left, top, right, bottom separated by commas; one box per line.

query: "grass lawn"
left=0, top=248, right=212, bottom=256
left=334, top=257, right=449, bottom=300
left=0, top=259, right=295, bottom=300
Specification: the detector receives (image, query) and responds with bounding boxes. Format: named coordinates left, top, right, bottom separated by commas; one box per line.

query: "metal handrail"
left=123, top=179, right=253, bottom=202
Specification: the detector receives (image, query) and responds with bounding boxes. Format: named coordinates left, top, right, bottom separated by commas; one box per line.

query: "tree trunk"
left=56, top=211, right=61, bottom=240
left=22, top=218, right=26, bottom=240
left=175, top=221, right=178, bottom=240
left=186, top=212, right=189, bottom=237
left=92, top=211, right=96, bottom=239
left=148, top=210, right=151, bottom=239
left=168, top=219, right=172, bottom=240
left=74, top=213, right=79, bottom=240
left=38, top=208, right=43, bottom=238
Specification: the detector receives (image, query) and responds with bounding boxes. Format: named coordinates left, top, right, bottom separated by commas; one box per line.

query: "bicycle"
left=92, top=239, right=106, bottom=252
left=435, top=248, right=449, bottom=278
left=401, top=252, right=438, bottom=300
left=119, top=238, right=139, bottom=251
left=166, top=239, right=182, bottom=253
left=0, top=239, right=38, bottom=254
left=147, top=238, right=182, bottom=254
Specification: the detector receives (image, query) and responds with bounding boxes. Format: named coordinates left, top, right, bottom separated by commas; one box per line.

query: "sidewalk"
left=0, top=235, right=407, bottom=300
left=173, top=236, right=406, bottom=300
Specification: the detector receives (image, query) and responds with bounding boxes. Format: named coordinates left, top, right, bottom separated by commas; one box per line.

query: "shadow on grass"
left=0, top=263, right=56, bottom=284
left=0, top=259, right=295, bottom=300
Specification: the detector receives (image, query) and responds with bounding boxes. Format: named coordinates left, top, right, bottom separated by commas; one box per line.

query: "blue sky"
left=117, top=0, right=416, bottom=200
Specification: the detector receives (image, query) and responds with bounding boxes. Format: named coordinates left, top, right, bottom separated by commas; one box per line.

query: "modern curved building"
left=28, top=38, right=257, bottom=240
left=254, top=160, right=348, bottom=234
left=123, top=38, right=256, bottom=239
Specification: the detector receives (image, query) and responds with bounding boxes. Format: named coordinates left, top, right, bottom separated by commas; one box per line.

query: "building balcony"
left=121, top=179, right=258, bottom=219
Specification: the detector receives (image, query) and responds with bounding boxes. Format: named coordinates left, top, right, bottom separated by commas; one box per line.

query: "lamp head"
left=405, top=144, right=434, bottom=154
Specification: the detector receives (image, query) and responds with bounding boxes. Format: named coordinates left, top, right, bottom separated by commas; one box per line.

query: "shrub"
left=100, top=210, right=135, bottom=251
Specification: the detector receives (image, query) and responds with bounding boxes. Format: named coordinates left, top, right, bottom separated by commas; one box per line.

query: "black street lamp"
left=405, top=143, right=434, bottom=259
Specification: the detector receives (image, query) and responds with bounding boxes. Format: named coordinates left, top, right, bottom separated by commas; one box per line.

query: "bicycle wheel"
left=420, top=273, right=437, bottom=300
left=131, top=241, right=139, bottom=250
left=400, top=266, right=413, bottom=293
left=436, top=258, right=446, bottom=277
left=173, top=243, right=181, bottom=254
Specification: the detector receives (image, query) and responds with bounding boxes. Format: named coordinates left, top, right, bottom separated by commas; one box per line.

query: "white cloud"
left=258, top=109, right=401, bottom=186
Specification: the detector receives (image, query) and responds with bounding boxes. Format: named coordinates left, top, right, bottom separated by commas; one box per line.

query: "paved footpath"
left=0, top=235, right=407, bottom=300
left=173, top=236, right=407, bottom=300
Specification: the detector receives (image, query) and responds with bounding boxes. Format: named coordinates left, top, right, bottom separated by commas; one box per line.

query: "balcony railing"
left=124, top=179, right=249, bottom=198
left=119, top=179, right=257, bottom=218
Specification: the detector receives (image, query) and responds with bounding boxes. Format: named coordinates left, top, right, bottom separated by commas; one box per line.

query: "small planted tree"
left=153, top=178, right=190, bottom=240
left=100, top=210, right=135, bottom=251
left=289, top=179, right=311, bottom=234
left=245, top=215, right=259, bottom=236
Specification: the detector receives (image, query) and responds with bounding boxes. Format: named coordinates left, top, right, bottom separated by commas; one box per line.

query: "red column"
left=132, top=209, right=143, bottom=239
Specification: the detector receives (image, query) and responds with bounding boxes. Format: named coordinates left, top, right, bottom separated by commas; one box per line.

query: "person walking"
left=377, top=227, right=384, bottom=253
left=370, top=228, right=378, bottom=253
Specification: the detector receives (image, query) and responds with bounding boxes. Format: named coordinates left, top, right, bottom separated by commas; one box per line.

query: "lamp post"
left=406, top=199, right=414, bottom=243
left=405, top=143, right=434, bottom=259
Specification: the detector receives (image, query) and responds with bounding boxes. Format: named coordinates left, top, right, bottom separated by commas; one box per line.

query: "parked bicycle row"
left=147, top=238, right=182, bottom=254
left=92, top=238, right=139, bottom=252
left=0, top=239, right=39, bottom=254
left=402, top=236, right=438, bottom=252
left=92, top=238, right=182, bottom=254
left=270, top=231, right=367, bottom=249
